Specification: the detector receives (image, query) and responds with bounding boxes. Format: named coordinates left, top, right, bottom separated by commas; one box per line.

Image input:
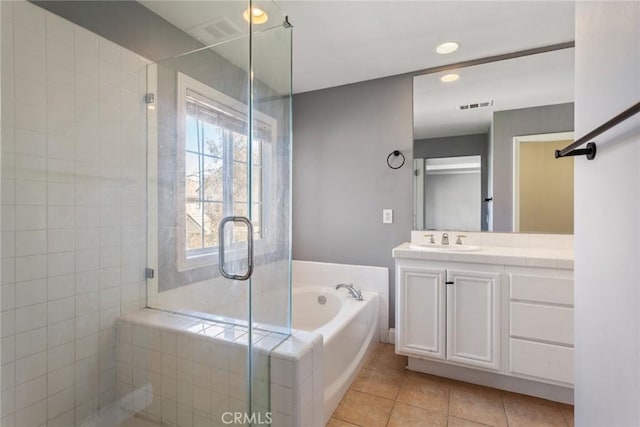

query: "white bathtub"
left=292, top=286, right=379, bottom=423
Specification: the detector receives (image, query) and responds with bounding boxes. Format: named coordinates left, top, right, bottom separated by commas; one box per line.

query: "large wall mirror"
left=413, top=48, right=575, bottom=234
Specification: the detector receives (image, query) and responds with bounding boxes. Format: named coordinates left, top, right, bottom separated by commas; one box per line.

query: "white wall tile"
left=15, top=302, right=47, bottom=334
left=15, top=205, right=46, bottom=231
left=1, top=4, right=148, bottom=424
left=15, top=375, right=46, bottom=410
left=45, top=13, right=73, bottom=46
left=15, top=351, right=47, bottom=384
left=13, top=1, right=45, bottom=34
left=15, top=400, right=46, bottom=427
left=15, top=278, right=46, bottom=308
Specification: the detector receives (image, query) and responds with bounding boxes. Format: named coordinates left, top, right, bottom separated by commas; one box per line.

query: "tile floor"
left=328, top=344, right=574, bottom=427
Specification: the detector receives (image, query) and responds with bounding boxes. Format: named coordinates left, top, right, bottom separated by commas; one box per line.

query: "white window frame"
left=176, top=72, right=277, bottom=272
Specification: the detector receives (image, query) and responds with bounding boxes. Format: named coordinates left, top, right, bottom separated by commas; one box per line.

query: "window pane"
left=185, top=153, right=200, bottom=203
left=186, top=202, right=203, bottom=250
left=252, top=139, right=262, bottom=166
left=203, top=157, right=223, bottom=201
left=202, top=121, right=223, bottom=158
left=233, top=202, right=247, bottom=217
left=233, top=132, right=248, bottom=162
left=232, top=203, right=247, bottom=242
left=252, top=166, right=262, bottom=202
left=252, top=203, right=262, bottom=237
left=203, top=202, right=223, bottom=248
left=186, top=115, right=200, bottom=153
left=233, top=162, right=247, bottom=203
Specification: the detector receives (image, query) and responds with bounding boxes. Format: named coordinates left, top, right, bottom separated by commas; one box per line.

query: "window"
left=177, top=73, right=273, bottom=270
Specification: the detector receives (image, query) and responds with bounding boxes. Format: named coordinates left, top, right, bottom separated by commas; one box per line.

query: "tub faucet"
left=441, top=233, right=449, bottom=245
left=335, top=283, right=363, bottom=301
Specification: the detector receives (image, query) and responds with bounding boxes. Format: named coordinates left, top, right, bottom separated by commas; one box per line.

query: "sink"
left=409, top=244, right=481, bottom=252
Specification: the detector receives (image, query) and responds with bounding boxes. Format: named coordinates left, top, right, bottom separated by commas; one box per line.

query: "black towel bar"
left=555, top=102, right=640, bottom=160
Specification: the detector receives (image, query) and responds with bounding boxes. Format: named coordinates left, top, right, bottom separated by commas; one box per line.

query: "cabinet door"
left=446, top=269, right=501, bottom=370
left=396, top=264, right=446, bottom=359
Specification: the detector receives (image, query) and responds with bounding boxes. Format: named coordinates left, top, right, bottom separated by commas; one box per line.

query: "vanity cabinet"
left=395, top=258, right=574, bottom=391
left=396, top=260, right=501, bottom=371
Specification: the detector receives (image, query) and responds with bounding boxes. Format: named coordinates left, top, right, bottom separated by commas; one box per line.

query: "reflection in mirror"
left=413, top=48, right=575, bottom=233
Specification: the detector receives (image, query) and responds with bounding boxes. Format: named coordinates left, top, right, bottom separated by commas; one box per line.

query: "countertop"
left=392, top=242, right=574, bottom=270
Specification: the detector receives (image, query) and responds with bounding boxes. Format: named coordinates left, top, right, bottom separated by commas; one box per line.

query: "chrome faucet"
left=335, top=283, right=363, bottom=301
left=441, top=233, right=449, bottom=245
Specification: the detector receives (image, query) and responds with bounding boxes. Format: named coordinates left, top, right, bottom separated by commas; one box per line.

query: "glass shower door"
left=247, top=0, right=293, bottom=419
left=145, top=0, right=292, bottom=424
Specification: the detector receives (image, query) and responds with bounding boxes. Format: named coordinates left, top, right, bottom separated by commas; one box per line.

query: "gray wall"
left=492, top=103, right=574, bottom=231
left=293, top=75, right=414, bottom=328
left=414, top=133, right=489, bottom=230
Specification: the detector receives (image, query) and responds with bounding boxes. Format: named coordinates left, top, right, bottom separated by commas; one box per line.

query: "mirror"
left=413, top=48, right=575, bottom=233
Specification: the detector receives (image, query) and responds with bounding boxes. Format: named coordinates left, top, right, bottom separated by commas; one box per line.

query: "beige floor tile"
left=560, top=404, right=574, bottom=427
left=326, top=418, right=360, bottom=427
left=387, top=402, right=447, bottom=427
left=448, top=416, right=494, bottom=427
left=351, top=368, right=404, bottom=400
left=332, top=390, right=394, bottom=427
left=502, top=393, right=567, bottom=427
left=365, top=350, right=407, bottom=375
left=449, top=385, right=508, bottom=427
left=396, top=374, right=450, bottom=413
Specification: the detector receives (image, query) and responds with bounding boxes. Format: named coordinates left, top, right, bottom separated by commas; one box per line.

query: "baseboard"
left=407, top=357, right=574, bottom=405
left=388, top=328, right=396, bottom=344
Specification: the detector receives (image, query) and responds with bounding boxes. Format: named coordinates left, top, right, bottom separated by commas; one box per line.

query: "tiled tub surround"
left=292, top=260, right=390, bottom=343
left=1, top=2, right=148, bottom=426
left=116, top=310, right=324, bottom=427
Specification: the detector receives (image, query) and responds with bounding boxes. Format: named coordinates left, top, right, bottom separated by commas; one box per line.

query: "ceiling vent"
left=459, top=100, right=494, bottom=110
left=188, top=17, right=243, bottom=46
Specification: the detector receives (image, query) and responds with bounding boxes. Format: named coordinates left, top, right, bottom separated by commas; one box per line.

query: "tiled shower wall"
left=1, top=2, right=148, bottom=425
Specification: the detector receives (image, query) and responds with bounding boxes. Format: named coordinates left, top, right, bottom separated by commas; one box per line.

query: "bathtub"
left=292, top=285, right=380, bottom=423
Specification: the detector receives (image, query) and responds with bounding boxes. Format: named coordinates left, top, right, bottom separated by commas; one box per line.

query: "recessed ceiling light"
left=436, top=42, right=460, bottom=55
left=243, top=7, right=268, bottom=24
left=441, top=73, right=460, bottom=83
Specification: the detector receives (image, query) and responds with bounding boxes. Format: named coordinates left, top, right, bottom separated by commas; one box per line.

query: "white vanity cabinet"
left=396, top=260, right=502, bottom=371
left=395, top=252, right=574, bottom=401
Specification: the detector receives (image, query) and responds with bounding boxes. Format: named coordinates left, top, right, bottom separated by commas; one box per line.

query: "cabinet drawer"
left=510, top=274, right=573, bottom=305
left=510, top=302, right=574, bottom=345
left=509, top=338, right=573, bottom=385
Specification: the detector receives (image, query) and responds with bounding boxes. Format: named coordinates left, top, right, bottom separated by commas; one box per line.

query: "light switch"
left=383, top=209, right=393, bottom=224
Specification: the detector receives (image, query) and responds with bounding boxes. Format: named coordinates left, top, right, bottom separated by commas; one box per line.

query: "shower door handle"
left=218, top=216, right=254, bottom=281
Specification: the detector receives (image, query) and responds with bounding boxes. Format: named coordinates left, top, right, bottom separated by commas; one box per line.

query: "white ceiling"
left=280, top=0, right=575, bottom=93
left=138, top=0, right=576, bottom=94
left=413, top=48, right=575, bottom=139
